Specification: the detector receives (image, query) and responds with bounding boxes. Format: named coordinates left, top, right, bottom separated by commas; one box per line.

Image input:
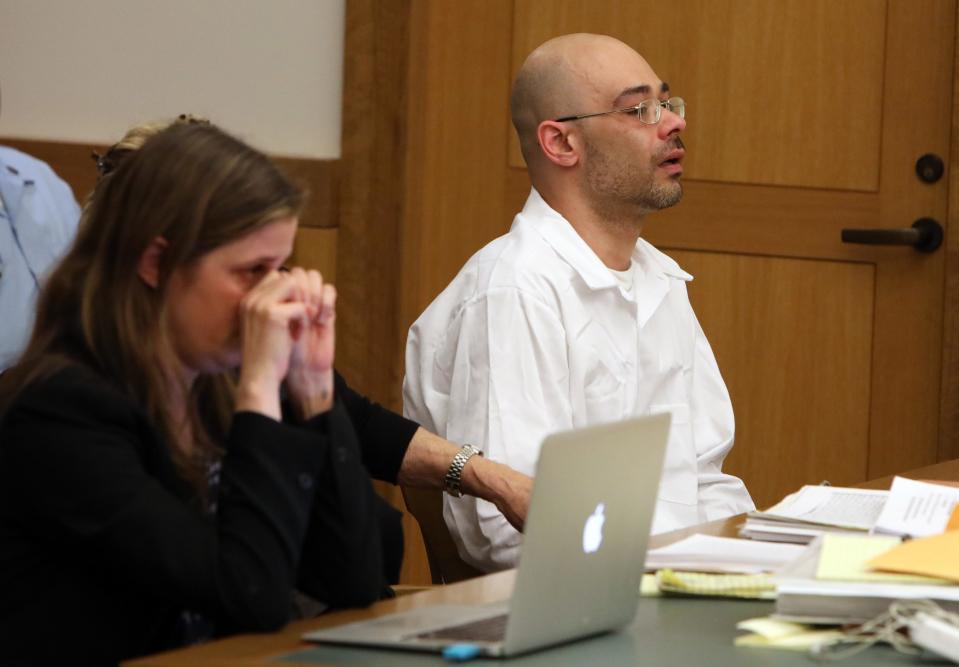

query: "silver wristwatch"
left=444, top=444, right=482, bottom=497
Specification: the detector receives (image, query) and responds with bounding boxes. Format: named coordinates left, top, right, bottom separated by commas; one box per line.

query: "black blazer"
left=0, top=364, right=417, bottom=665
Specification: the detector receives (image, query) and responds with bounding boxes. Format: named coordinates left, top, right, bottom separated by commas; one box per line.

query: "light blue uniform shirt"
left=0, top=147, right=80, bottom=370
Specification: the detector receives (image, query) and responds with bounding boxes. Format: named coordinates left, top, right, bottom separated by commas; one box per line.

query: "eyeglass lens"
left=638, top=97, right=685, bottom=124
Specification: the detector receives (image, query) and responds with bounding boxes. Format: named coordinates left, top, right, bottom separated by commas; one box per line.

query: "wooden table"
left=125, top=458, right=959, bottom=666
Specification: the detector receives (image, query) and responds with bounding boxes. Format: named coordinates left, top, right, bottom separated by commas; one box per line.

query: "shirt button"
left=298, top=473, right=314, bottom=490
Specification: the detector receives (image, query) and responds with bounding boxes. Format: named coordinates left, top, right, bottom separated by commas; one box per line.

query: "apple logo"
left=582, top=502, right=606, bottom=554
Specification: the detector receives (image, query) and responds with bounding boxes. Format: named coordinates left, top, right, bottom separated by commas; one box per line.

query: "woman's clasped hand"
left=237, top=266, right=337, bottom=421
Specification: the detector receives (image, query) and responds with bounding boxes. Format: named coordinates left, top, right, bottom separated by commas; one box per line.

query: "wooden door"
left=394, top=0, right=957, bottom=512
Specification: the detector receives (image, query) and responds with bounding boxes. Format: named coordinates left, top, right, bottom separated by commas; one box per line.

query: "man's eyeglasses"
left=554, top=97, right=685, bottom=125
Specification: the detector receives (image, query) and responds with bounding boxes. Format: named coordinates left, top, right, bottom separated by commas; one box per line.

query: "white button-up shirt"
left=404, top=188, right=754, bottom=572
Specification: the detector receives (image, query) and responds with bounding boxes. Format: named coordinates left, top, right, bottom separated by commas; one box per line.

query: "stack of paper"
left=772, top=534, right=959, bottom=623
left=645, top=534, right=805, bottom=574
left=740, top=486, right=888, bottom=544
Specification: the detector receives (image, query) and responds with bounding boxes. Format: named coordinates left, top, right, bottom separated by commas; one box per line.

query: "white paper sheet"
left=752, top=485, right=888, bottom=530
left=872, top=477, right=959, bottom=538
left=645, top=534, right=806, bottom=573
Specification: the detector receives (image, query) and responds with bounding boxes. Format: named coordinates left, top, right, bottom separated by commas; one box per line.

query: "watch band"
left=444, top=444, right=482, bottom=497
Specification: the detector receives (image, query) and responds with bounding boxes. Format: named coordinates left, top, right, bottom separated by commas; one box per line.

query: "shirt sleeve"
left=0, top=369, right=386, bottom=633
left=332, top=371, right=418, bottom=484
left=406, top=287, right=572, bottom=572
left=689, top=317, right=756, bottom=522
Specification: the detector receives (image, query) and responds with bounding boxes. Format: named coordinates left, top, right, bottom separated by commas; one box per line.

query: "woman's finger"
left=270, top=301, right=311, bottom=328
left=306, top=270, right=324, bottom=321
left=318, top=283, right=337, bottom=325
left=244, top=269, right=300, bottom=308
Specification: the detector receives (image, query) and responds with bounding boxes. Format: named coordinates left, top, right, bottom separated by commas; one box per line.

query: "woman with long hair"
left=0, top=123, right=401, bottom=663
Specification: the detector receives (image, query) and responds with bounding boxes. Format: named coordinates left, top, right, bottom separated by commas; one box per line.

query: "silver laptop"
left=303, top=413, right=671, bottom=658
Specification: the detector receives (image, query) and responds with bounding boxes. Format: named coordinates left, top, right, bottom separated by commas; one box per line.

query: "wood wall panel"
left=669, top=250, right=875, bottom=509
left=337, top=0, right=432, bottom=586
left=290, top=227, right=337, bottom=280
left=509, top=0, right=886, bottom=191
left=866, top=0, right=952, bottom=477
left=272, top=157, right=339, bottom=229
left=942, top=17, right=959, bottom=463
left=337, top=0, right=411, bottom=410
left=401, top=0, right=517, bottom=323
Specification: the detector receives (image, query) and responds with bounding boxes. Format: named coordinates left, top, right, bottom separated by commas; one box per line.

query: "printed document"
left=872, top=477, right=959, bottom=538
left=751, top=486, right=888, bottom=530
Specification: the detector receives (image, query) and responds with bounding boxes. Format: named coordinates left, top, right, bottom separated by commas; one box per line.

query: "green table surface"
left=279, top=596, right=949, bottom=666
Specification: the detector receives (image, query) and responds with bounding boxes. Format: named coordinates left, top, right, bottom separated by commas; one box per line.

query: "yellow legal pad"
left=655, top=569, right=776, bottom=600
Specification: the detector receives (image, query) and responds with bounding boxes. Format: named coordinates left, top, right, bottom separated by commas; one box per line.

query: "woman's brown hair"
left=0, top=123, right=304, bottom=497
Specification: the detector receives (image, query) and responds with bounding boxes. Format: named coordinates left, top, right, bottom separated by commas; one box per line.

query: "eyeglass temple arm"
left=552, top=109, right=618, bottom=123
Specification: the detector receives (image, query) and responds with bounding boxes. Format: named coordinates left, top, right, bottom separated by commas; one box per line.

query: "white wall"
left=0, top=0, right=345, bottom=159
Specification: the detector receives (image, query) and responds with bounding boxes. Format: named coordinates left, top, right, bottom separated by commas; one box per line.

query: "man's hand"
left=397, top=428, right=533, bottom=531
left=463, top=456, right=533, bottom=531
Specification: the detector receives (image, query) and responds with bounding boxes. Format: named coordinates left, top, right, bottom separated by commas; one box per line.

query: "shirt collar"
left=516, top=187, right=693, bottom=291
left=637, top=238, right=694, bottom=282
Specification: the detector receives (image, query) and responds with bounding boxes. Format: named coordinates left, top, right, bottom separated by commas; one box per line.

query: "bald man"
left=404, top=34, right=754, bottom=572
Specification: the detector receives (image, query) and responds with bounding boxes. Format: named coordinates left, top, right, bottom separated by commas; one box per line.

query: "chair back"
left=401, top=486, right=484, bottom=584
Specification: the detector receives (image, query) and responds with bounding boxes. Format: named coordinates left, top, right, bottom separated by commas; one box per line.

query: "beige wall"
left=0, top=0, right=344, bottom=158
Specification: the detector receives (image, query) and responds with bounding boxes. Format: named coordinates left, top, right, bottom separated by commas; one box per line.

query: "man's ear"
left=137, top=237, right=168, bottom=288
left=537, top=120, right=581, bottom=168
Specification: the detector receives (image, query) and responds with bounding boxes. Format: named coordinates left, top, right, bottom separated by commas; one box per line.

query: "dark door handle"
left=841, top=218, right=943, bottom=253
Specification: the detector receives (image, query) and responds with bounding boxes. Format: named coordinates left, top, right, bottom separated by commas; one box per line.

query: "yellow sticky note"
left=869, top=531, right=959, bottom=583
left=639, top=573, right=661, bottom=597
left=737, top=618, right=811, bottom=640
left=734, top=617, right=844, bottom=650
left=816, top=534, right=947, bottom=584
